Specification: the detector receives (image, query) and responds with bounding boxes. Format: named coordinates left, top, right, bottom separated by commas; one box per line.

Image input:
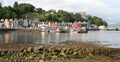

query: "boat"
left=54, top=29, right=60, bottom=33
left=48, top=29, right=54, bottom=33
left=69, top=29, right=77, bottom=34
left=69, top=27, right=88, bottom=33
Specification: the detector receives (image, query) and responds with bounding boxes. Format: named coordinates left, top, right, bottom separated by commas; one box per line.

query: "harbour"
left=0, top=1, right=120, bottom=61
left=0, top=31, right=120, bottom=48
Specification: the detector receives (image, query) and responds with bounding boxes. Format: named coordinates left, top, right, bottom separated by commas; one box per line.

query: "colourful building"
left=4, top=19, right=10, bottom=28
left=50, top=22, right=57, bottom=28
left=72, top=21, right=80, bottom=28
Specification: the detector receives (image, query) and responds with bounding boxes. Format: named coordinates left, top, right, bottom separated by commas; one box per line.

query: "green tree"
left=1, top=7, right=16, bottom=19
left=0, top=4, right=2, bottom=19
left=36, top=8, right=45, bottom=14
left=102, top=21, right=108, bottom=26
left=92, top=16, right=107, bottom=26
left=25, top=13, right=40, bottom=22
left=74, top=13, right=85, bottom=22
left=57, top=10, right=74, bottom=22
left=17, top=3, right=35, bottom=18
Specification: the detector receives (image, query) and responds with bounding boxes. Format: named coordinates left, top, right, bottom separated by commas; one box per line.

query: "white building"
left=80, top=12, right=88, bottom=20
left=98, top=25, right=107, bottom=30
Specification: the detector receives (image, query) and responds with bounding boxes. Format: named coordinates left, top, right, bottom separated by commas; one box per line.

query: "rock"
left=27, top=47, right=33, bottom=53
left=1, top=50, right=5, bottom=55
left=33, top=46, right=44, bottom=53
left=52, top=55, right=57, bottom=59
left=89, top=53, right=94, bottom=57
left=7, top=50, right=12, bottom=55
left=73, top=52, right=78, bottom=55
left=48, top=46, right=55, bottom=51
left=60, top=48, right=67, bottom=57
left=66, top=48, right=73, bottom=54
left=39, top=60, right=44, bottom=62
left=19, top=47, right=25, bottom=52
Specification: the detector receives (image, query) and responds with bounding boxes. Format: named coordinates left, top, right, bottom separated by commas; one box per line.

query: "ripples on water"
left=0, top=31, right=120, bottom=48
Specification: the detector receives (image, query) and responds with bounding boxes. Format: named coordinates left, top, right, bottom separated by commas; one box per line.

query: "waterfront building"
left=86, top=21, right=91, bottom=29
left=9, top=19, right=14, bottom=28
left=13, top=19, right=18, bottom=28
left=80, top=12, right=88, bottom=20
left=98, top=25, right=107, bottom=30
left=72, top=21, right=80, bottom=29
left=4, top=19, right=10, bottom=28
left=0, top=19, right=4, bottom=28
left=23, top=19, right=29, bottom=27
left=18, top=19, right=23, bottom=28
left=50, top=22, right=57, bottom=28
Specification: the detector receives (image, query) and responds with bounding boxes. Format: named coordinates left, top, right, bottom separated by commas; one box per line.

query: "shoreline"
left=0, top=40, right=104, bottom=49
left=0, top=40, right=120, bottom=62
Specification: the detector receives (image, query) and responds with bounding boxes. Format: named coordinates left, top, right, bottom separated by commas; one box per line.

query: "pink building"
left=50, top=22, right=57, bottom=28
left=4, top=33, right=10, bottom=44
left=4, top=19, right=10, bottom=27
left=72, top=21, right=80, bottom=28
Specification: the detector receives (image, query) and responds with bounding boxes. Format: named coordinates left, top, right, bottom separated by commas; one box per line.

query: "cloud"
left=108, top=0, right=120, bottom=4
left=1, top=0, right=120, bottom=25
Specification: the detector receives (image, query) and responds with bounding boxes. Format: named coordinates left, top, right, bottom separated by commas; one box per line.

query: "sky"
left=1, top=0, right=120, bottom=26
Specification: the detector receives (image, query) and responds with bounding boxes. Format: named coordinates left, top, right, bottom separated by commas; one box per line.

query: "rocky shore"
left=0, top=40, right=120, bottom=62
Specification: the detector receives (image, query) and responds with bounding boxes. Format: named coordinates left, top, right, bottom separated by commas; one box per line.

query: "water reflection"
left=0, top=31, right=120, bottom=48
left=4, top=32, right=10, bottom=44
left=41, top=32, right=45, bottom=44
left=56, top=33, right=59, bottom=43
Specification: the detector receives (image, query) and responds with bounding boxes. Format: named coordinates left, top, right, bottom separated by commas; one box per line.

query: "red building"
left=50, top=22, right=57, bottom=28
left=72, top=21, right=81, bottom=28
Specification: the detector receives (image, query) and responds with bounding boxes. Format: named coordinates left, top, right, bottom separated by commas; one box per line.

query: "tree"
left=36, top=8, right=45, bottom=14
left=57, top=10, right=74, bottom=22
left=25, top=13, right=40, bottom=22
left=1, top=7, right=16, bottom=19
left=91, top=16, right=108, bottom=27
left=74, top=13, right=84, bottom=22
left=102, top=21, right=108, bottom=26
left=0, top=4, right=2, bottom=19
left=16, top=3, right=35, bottom=18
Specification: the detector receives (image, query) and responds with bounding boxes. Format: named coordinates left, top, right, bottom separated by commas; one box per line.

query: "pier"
left=0, top=28, right=18, bottom=31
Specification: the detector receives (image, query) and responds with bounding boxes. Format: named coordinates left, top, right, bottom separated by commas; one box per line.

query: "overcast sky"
left=1, top=0, right=120, bottom=26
